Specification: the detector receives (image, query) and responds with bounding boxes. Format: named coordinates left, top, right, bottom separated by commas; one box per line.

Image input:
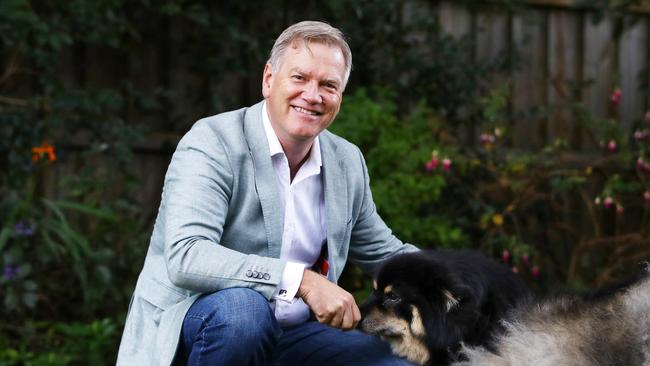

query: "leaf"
left=42, top=199, right=114, bottom=221
left=0, top=227, right=11, bottom=253
left=18, top=263, right=31, bottom=277
left=23, top=280, right=38, bottom=291
left=95, top=265, right=111, bottom=284
left=4, top=288, right=19, bottom=311
left=22, top=292, right=38, bottom=308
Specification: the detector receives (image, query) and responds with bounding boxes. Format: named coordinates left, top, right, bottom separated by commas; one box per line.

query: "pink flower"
left=480, top=133, right=497, bottom=148
left=603, top=197, right=614, bottom=209
left=502, top=249, right=511, bottom=263
left=442, top=158, right=452, bottom=172
left=643, top=191, right=650, bottom=203
left=594, top=197, right=601, bottom=205
left=634, top=130, right=648, bottom=141
left=512, top=266, right=519, bottom=274
left=611, top=88, right=622, bottom=106
left=616, top=205, right=624, bottom=214
left=531, top=265, right=541, bottom=279
left=521, top=254, right=529, bottom=265
left=607, top=140, right=617, bottom=152
left=425, top=158, right=439, bottom=172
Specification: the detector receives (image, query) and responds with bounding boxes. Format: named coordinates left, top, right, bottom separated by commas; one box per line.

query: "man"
left=117, top=21, right=418, bottom=366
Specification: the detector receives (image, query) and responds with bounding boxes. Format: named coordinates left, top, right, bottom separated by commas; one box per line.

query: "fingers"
left=329, top=306, right=344, bottom=328
left=298, top=270, right=361, bottom=330
left=351, top=301, right=361, bottom=328
left=327, top=294, right=360, bottom=330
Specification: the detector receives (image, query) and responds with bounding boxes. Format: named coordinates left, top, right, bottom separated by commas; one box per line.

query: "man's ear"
left=262, top=63, right=273, bottom=98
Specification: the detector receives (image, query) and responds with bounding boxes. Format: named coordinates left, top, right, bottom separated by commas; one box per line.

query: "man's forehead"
left=281, top=41, right=345, bottom=81
left=287, top=39, right=345, bottom=62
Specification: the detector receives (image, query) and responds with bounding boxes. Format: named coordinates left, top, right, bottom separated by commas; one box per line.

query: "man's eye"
left=292, top=75, right=304, bottom=80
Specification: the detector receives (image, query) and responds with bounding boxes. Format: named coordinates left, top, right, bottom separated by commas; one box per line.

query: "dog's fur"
left=453, top=269, right=650, bottom=366
left=359, top=250, right=530, bottom=365
left=360, top=250, right=650, bottom=366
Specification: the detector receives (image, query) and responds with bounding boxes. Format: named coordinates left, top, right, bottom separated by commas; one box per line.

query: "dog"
left=453, top=268, right=650, bottom=366
left=359, top=250, right=530, bottom=365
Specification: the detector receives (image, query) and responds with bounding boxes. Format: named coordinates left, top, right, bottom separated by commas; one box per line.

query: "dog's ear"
left=443, top=283, right=476, bottom=311
left=443, top=289, right=461, bottom=312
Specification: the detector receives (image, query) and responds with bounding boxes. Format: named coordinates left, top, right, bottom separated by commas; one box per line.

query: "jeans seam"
left=187, top=314, right=208, bottom=366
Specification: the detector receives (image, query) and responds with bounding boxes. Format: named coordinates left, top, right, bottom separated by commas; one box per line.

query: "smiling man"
left=116, top=21, right=418, bottom=366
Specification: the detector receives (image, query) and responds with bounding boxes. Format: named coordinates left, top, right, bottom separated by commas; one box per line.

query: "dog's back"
left=455, top=270, right=650, bottom=366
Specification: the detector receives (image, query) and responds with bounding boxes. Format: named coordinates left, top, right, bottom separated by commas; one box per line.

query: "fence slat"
left=437, top=2, right=472, bottom=38
left=547, top=10, right=581, bottom=144
left=583, top=16, right=615, bottom=124
left=512, top=9, right=549, bottom=149
left=618, top=18, right=648, bottom=130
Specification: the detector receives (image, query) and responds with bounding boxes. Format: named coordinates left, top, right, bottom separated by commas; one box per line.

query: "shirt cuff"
left=272, top=262, right=305, bottom=303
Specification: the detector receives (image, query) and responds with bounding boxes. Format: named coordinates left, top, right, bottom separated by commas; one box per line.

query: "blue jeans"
left=175, top=288, right=414, bottom=366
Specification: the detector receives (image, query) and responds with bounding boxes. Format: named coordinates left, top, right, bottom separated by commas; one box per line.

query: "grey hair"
left=268, top=21, right=352, bottom=89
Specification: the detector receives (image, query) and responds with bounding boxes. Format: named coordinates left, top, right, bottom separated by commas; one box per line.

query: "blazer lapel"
left=320, top=132, right=348, bottom=281
left=243, top=102, right=284, bottom=258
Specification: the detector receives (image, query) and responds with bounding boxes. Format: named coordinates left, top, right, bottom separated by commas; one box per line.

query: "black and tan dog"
left=359, top=250, right=530, bottom=365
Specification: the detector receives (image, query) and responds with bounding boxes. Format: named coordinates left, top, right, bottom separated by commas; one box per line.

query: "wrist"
left=298, top=269, right=317, bottom=298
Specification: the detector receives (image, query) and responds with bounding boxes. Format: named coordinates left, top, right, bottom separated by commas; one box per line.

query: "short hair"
left=268, top=21, right=353, bottom=89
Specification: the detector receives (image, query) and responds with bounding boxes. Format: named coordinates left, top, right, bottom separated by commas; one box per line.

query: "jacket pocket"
left=137, top=277, right=187, bottom=311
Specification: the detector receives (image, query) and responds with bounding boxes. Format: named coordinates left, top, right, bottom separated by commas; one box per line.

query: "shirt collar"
left=262, top=101, right=322, bottom=168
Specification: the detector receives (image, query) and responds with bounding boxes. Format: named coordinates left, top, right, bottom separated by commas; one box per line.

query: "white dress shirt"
left=262, top=102, right=328, bottom=327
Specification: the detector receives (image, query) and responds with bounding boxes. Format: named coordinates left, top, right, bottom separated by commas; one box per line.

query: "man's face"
left=262, top=41, right=345, bottom=147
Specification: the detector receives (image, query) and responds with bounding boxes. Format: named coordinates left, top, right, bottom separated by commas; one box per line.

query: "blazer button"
left=252, top=271, right=259, bottom=278
left=246, top=270, right=253, bottom=278
left=263, top=273, right=270, bottom=280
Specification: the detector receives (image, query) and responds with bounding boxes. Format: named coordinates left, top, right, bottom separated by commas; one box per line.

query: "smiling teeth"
left=294, top=106, right=319, bottom=115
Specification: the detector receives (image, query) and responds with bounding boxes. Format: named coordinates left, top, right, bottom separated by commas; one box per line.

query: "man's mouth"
left=293, top=106, right=322, bottom=116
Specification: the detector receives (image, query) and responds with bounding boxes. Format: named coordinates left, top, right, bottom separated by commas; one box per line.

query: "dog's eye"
left=384, top=292, right=401, bottom=304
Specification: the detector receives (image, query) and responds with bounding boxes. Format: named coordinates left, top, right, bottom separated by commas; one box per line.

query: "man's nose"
left=302, top=81, right=322, bottom=104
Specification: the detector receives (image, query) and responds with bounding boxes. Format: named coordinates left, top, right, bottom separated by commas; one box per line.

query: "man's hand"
left=297, top=269, right=361, bottom=330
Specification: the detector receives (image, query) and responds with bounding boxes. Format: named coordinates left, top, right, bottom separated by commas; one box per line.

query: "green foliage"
left=0, top=0, right=151, bottom=322
left=331, top=89, right=467, bottom=248
left=0, top=318, right=120, bottom=366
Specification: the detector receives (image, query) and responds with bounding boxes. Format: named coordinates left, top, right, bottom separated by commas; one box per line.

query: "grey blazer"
left=116, top=101, right=417, bottom=365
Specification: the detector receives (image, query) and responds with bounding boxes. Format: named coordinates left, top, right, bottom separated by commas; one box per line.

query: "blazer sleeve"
left=161, top=120, right=285, bottom=299
left=347, top=146, right=419, bottom=273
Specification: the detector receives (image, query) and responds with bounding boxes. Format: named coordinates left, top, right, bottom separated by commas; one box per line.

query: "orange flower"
left=32, top=141, right=56, bottom=162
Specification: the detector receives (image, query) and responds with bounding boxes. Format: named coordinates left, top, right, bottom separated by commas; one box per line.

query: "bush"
left=0, top=318, right=120, bottom=366
left=331, top=88, right=467, bottom=249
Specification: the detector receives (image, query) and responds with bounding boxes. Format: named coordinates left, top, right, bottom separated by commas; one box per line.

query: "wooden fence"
left=43, top=1, right=650, bottom=221
left=436, top=1, right=649, bottom=148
